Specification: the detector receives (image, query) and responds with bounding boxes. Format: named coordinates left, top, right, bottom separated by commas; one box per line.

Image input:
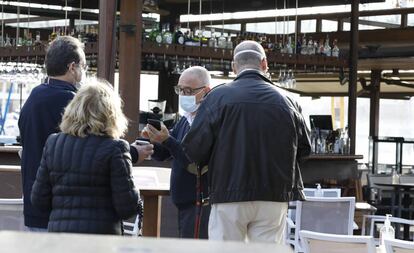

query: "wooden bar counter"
left=0, top=164, right=171, bottom=237
left=301, top=154, right=364, bottom=200
left=300, top=154, right=363, bottom=183
left=0, top=146, right=21, bottom=165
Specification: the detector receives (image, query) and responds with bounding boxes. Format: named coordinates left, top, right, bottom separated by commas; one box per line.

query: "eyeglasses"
left=174, top=85, right=205, bottom=96
left=77, top=63, right=89, bottom=72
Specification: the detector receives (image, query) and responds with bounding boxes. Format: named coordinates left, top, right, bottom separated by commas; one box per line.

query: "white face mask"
left=179, top=95, right=199, bottom=113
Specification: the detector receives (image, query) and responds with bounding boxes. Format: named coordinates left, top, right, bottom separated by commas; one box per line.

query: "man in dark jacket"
left=142, top=66, right=211, bottom=238
left=18, top=36, right=86, bottom=231
left=18, top=36, right=152, bottom=231
left=182, top=41, right=311, bottom=243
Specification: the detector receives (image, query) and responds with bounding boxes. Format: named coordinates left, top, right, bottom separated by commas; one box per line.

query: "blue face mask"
left=179, top=95, right=199, bottom=113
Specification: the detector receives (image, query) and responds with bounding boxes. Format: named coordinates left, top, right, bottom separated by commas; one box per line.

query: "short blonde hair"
left=60, top=78, right=128, bottom=139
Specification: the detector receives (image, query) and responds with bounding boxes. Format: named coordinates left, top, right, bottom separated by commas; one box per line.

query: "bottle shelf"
left=0, top=41, right=347, bottom=69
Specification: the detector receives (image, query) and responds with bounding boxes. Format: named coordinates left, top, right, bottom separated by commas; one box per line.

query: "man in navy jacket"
left=142, top=66, right=211, bottom=238
left=19, top=36, right=87, bottom=230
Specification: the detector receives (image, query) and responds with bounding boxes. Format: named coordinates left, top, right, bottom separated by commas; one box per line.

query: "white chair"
left=366, top=174, right=395, bottom=214
left=286, top=188, right=342, bottom=246
left=303, top=188, right=341, bottom=198
left=384, top=238, right=414, bottom=253
left=400, top=174, right=414, bottom=184
left=300, top=230, right=376, bottom=253
left=288, top=197, right=356, bottom=252
left=361, top=215, right=414, bottom=244
left=0, top=198, right=24, bottom=231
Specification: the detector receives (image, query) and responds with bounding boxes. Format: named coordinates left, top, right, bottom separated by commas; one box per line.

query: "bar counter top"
left=0, top=145, right=21, bottom=153
left=305, top=154, right=364, bottom=160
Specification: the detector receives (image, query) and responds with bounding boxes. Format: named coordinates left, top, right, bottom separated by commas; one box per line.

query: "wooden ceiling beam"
left=180, top=7, right=414, bottom=27
left=2, top=16, right=57, bottom=25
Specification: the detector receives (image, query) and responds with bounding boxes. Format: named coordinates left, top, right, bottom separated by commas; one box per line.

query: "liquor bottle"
left=332, top=39, right=340, bottom=57
left=149, top=24, right=160, bottom=43
left=277, top=39, right=283, bottom=53
left=192, top=30, right=201, bottom=46
left=226, top=35, right=233, bottom=50
left=234, top=32, right=241, bottom=47
left=22, top=29, right=28, bottom=46
left=201, top=29, right=208, bottom=47
left=217, top=33, right=227, bottom=49
left=286, top=36, right=293, bottom=54
left=92, top=26, right=98, bottom=42
left=77, top=29, right=83, bottom=43
left=307, top=36, right=315, bottom=55
left=313, top=41, right=318, bottom=56
left=162, top=24, right=173, bottom=44
left=317, top=38, right=324, bottom=55
left=34, top=31, right=42, bottom=46
left=155, top=27, right=163, bottom=44
left=4, top=34, right=11, bottom=47
left=184, top=30, right=193, bottom=46
left=323, top=35, right=332, bottom=56
left=301, top=34, right=307, bottom=55
left=208, top=29, right=217, bottom=48
left=296, top=36, right=302, bottom=55
left=266, top=38, right=274, bottom=52
left=27, top=31, right=33, bottom=46
left=76, top=25, right=84, bottom=42
left=173, top=24, right=185, bottom=45
left=260, top=34, right=268, bottom=49
left=16, top=35, right=23, bottom=47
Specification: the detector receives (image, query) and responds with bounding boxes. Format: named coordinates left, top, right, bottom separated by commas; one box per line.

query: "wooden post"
left=158, top=68, right=179, bottom=113
left=241, top=23, right=246, bottom=33
left=97, top=0, right=117, bottom=84
left=316, top=18, right=322, bottom=33
left=348, top=0, right=359, bottom=155
left=119, top=0, right=142, bottom=143
left=369, top=70, right=381, bottom=137
left=369, top=69, right=381, bottom=175
left=401, top=13, right=408, bottom=28
left=338, top=18, right=344, bottom=32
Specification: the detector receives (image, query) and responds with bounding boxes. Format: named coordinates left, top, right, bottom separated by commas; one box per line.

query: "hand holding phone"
left=147, top=119, right=162, bottom=131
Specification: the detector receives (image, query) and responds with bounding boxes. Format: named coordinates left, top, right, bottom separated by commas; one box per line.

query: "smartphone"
left=147, top=119, right=162, bottom=131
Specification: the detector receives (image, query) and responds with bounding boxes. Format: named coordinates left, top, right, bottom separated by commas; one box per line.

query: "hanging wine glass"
left=278, top=68, right=283, bottom=86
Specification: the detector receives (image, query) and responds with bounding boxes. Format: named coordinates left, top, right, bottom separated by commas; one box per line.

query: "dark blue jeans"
left=178, top=204, right=210, bottom=239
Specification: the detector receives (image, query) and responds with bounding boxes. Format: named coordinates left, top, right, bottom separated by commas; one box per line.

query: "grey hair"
left=233, top=40, right=266, bottom=72
left=180, top=66, right=211, bottom=87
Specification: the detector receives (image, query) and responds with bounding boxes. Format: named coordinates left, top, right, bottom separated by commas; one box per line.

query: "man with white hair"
left=182, top=41, right=311, bottom=243
left=142, top=66, right=211, bottom=238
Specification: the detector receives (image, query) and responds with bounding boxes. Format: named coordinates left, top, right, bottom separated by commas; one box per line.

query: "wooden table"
left=129, top=166, right=171, bottom=237
left=0, top=145, right=21, bottom=165
left=0, top=231, right=294, bottom=253
left=0, top=165, right=22, bottom=198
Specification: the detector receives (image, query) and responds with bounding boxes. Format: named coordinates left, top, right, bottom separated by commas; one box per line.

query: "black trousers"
left=178, top=204, right=211, bottom=239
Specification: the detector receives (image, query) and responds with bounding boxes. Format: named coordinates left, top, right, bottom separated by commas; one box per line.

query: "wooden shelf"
left=0, top=41, right=347, bottom=69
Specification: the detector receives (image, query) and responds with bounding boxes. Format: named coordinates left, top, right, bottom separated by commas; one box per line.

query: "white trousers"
left=208, top=201, right=288, bottom=243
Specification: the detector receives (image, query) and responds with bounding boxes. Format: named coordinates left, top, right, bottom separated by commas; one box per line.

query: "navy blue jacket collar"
left=46, top=78, right=78, bottom=92
left=234, top=69, right=273, bottom=85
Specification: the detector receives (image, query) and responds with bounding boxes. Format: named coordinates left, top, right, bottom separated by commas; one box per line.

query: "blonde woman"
left=31, top=79, right=140, bottom=234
